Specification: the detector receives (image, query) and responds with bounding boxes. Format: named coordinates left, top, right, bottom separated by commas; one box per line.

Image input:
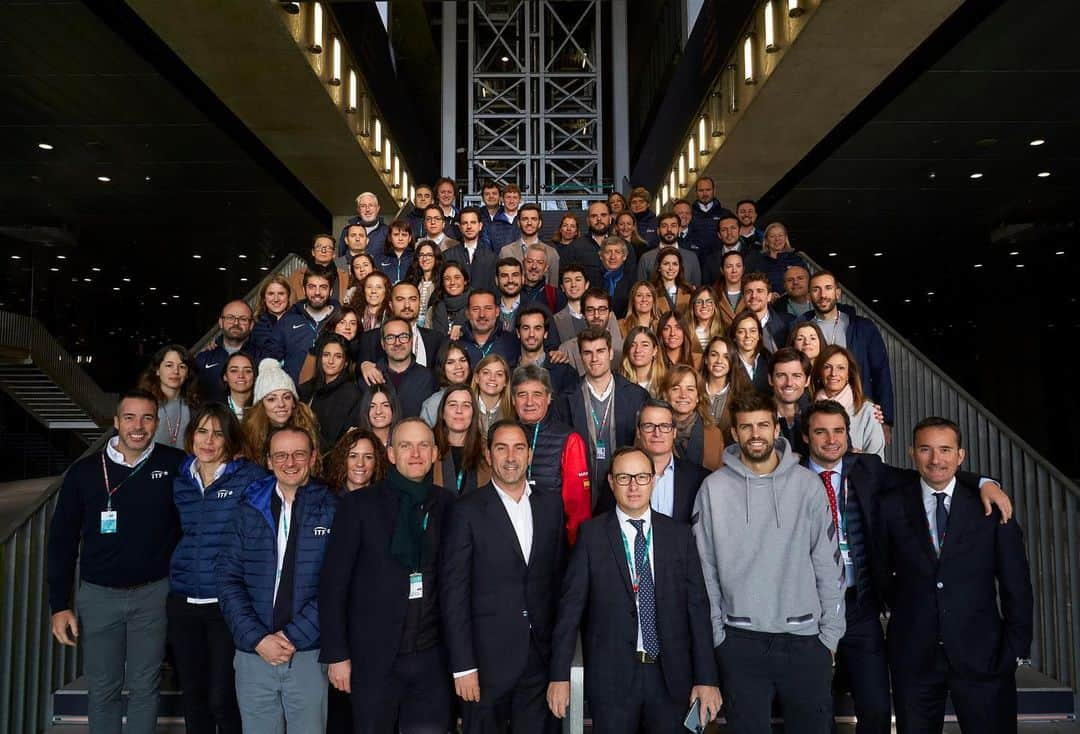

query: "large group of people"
left=47, top=179, right=1033, bottom=734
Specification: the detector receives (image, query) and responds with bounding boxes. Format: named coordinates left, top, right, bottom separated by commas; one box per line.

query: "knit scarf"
left=816, top=383, right=855, bottom=414
left=673, top=413, right=697, bottom=458
left=440, top=291, right=469, bottom=321
left=388, top=467, right=430, bottom=571
left=602, top=267, right=625, bottom=297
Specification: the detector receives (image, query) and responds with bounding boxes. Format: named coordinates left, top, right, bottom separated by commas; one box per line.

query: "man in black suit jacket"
left=743, top=272, right=793, bottom=351
left=594, top=399, right=708, bottom=524
left=566, top=326, right=649, bottom=509
left=547, top=447, right=721, bottom=734
left=439, top=420, right=567, bottom=734
left=876, top=417, right=1033, bottom=734
left=357, top=281, right=446, bottom=368
left=319, top=419, right=456, bottom=733
left=444, top=208, right=499, bottom=292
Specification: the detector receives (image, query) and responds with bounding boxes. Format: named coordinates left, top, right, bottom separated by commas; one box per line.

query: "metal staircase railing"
left=0, top=253, right=307, bottom=734
left=801, top=253, right=1080, bottom=713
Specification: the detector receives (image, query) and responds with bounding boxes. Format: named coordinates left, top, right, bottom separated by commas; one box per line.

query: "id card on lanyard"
left=99, top=450, right=149, bottom=534
left=408, top=512, right=431, bottom=599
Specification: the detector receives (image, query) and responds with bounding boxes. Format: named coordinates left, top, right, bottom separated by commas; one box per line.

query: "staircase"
left=0, top=363, right=102, bottom=430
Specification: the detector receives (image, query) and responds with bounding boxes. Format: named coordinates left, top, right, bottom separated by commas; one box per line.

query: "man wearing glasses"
left=548, top=446, right=721, bottom=733
left=370, top=317, right=436, bottom=418
left=557, top=289, right=625, bottom=376
left=217, top=425, right=338, bottom=733
left=195, top=300, right=260, bottom=402
left=421, top=204, right=460, bottom=252
left=290, top=233, right=350, bottom=304
left=597, top=399, right=709, bottom=524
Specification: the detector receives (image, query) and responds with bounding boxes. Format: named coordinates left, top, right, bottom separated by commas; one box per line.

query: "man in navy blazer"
left=567, top=326, right=649, bottom=510
left=318, top=419, right=456, bottom=733
left=547, top=447, right=721, bottom=734
left=594, top=399, right=709, bottom=524
left=439, top=419, right=567, bottom=733
left=876, top=417, right=1033, bottom=734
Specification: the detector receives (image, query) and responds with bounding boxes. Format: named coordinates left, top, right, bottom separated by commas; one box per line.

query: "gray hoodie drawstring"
left=772, top=475, right=782, bottom=529
left=744, top=474, right=751, bottom=526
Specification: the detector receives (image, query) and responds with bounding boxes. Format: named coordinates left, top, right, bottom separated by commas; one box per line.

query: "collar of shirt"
left=189, top=461, right=229, bottom=492
left=492, top=479, right=532, bottom=504
left=698, top=200, right=715, bottom=213
left=758, top=309, right=771, bottom=327
left=431, top=232, right=446, bottom=245
left=106, top=436, right=154, bottom=468
left=650, top=457, right=675, bottom=516
left=464, top=240, right=478, bottom=251
left=615, top=506, right=652, bottom=537
left=921, top=477, right=956, bottom=508
left=585, top=374, right=615, bottom=401
left=808, top=457, right=843, bottom=482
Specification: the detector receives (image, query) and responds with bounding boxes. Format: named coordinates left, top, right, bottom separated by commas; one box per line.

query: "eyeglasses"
left=639, top=422, right=675, bottom=433
left=382, top=332, right=411, bottom=345
left=270, top=450, right=311, bottom=464
left=612, top=472, right=653, bottom=487
left=418, top=252, right=435, bottom=259
left=221, top=315, right=252, bottom=324
left=313, top=244, right=335, bottom=253
left=584, top=305, right=610, bottom=316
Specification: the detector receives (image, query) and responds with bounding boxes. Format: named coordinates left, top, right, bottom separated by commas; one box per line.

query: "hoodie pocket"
left=786, top=613, right=815, bottom=625
left=725, top=614, right=753, bottom=626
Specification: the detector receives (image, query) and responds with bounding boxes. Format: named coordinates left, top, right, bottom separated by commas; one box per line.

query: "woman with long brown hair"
left=728, top=310, right=771, bottom=395
left=251, top=275, right=291, bottom=354
left=619, top=326, right=667, bottom=398
left=651, top=249, right=694, bottom=316
left=811, top=344, right=885, bottom=458
left=699, top=336, right=751, bottom=436
left=657, top=311, right=701, bottom=370
left=619, top=281, right=662, bottom=337
left=351, top=271, right=392, bottom=332
left=137, top=344, right=199, bottom=449
left=660, top=364, right=725, bottom=470
left=323, top=427, right=389, bottom=494
left=431, top=385, right=491, bottom=495
left=687, top=285, right=724, bottom=351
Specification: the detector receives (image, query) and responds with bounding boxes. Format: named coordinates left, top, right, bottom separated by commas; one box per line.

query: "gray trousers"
left=76, top=578, right=169, bottom=734
left=234, top=648, right=328, bottom=734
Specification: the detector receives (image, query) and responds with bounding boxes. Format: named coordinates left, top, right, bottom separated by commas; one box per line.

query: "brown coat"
left=288, top=266, right=350, bottom=305
left=717, top=292, right=746, bottom=331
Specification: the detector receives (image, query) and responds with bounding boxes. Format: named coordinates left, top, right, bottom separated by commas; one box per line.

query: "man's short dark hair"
left=736, top=199, right=757, bottom=210
left=381, top=317, right=411, bottom=337
left=576, top=325, right=612, bottom=351
left=302, top=265, right=333, bottom=287
left=423, top=204, right=444, bottom=218
left=515, top=305, right=549, bottom=331
left=728, top=391, right=777, bottom=426
left=519, top=203, right=542, bottom=219
left=481, top=181, right=501, bottom=193
left=671, top=198, right=692, bottom=210
left=559, top=262, right=587, bottom=281
left=496, top=257, right=523, bottom=274
left=266, top=425, right=315, bottom=456
left=769, top=347, right=811, bottom=377
left=637, top=398, right=675, bottom=424
left=116, top=388, right=158, bottom=415
left=486, top=418, right=527, bottom=450
left=913, top=416, right=963, bottom=448
left=468, top=288, right=498, bottom=307
left=581, top=287, right=612, bottom=307
left=459, top=206, right=482, bottom=222
left=720, top=249, right=744, bottom=266
left=657, top=212, right=680, bottom=227
left=800, top=400, right=851, bottom=436
left=609, top=446, right=654, bottom=474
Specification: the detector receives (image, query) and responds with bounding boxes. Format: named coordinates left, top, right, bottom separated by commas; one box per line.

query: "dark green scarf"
left=388, top=467, right=430, bottom=571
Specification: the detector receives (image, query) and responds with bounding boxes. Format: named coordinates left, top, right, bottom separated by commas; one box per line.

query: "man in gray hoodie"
left=693, top=391, right=845, bottom=734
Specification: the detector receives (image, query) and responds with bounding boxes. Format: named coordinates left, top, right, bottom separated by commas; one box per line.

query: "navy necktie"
left=628, top=519, right=660, bottom=658
left=933, top=492, right=949, bottom=552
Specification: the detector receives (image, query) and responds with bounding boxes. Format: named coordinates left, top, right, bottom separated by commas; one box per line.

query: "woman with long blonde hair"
left=470, top=354, right=514, bottom=437
left=687, top=285, right=724, bottom=351
left=619, top=281, right=663, bottom=337
left=619, top=326, right=667, bottom=398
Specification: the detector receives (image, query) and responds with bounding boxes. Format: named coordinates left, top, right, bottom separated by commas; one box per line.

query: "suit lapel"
left=843, top=459, right=873, bottom=546
left=900, top=484, right=938, bottom=567
left=605, top=513, right=635, bottom=598
left=485, top=486, right=527, bottom=567
left=938, top=482, right=979, bottom=563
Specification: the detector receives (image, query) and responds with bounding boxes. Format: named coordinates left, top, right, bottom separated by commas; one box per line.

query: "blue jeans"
left=77, top=578, right=169, bottom=734
left=234, top=648, right=328, bottom=734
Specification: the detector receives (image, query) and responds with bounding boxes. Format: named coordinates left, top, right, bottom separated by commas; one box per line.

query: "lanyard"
left=619, top=525, right=652, bottom=594
left=477, top=339, right=496, bottom=360
left=413, top=511, right=430, bottom=574
left=456, top=469, right=465, bottom=494
left=588, top=387, right=614, bottom=441
left=526, top=422, right=540, bottom=483
left=101, top=451, right=150, bottom=510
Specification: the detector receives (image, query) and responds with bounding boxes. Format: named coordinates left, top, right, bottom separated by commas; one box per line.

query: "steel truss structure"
left=466, top=0, right=603, bottom=201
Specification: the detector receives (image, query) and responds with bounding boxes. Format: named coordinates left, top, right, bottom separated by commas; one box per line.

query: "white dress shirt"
left=105, top=436, right=154, bottom=468
left=411, top=322, right=428, bottom=366
left=650, top=457, right=676, bottom=518
left=615, top=506, right=654, bottom=654
left=921, top=477, right=955, bottom=552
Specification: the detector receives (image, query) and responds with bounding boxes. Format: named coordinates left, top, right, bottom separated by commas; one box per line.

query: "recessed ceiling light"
left=974, top=263, right=983, bottom=268
left=161, top=301, right=167, bottom=306
left=928, top=172, right=936, bottom=180
left=122, top=277, right=131, bottom=282
left=1056, top=251, right=1065, bottom=255
left=171, top=294, right=180, bottom=299
left=193, top=301, right=201, bottom=306
left=969, top=172, right=983, bottom=179
left=97, top=176, right=111, bottom=183
left=847, top=265, right=856, bottom=269
left=828, top=252, right=837, bottom=257
left=38, top=143, right=54, bottom=150
left=873, top=252, right=883, bottom=257
left=192, top=254, right=202, bottom=259
left=11, top=255, right=21, bottom=260
left=500, top=55, right=510, bottom=62
left=904, top=298, right=911, bottom=303
left=218, top=266, right=227, bottom=272
left=149, top=286, right=157, bottom=291
left=91, top=266, right=101, bottom=272
left=1037, top=171, right=1051, bottom=178
left=238, top=254, right=248, bottom=259
left=871, top=299, right=879, bottom=303
left=260, top=266, right=270, bottom=271
left=240, top=277, right=249, bottom=282
left=1029, top=138, right=1045, bottom=146
left=1016, top=263, right=1025, bottom=268
left=144, top=176, right=151, bottom=181
left=49, top=267, right=59, bottom=272
left=1009, top=251, right=1019, bottom=256
left=83, top=277, right=92, bottom=282
left=927, top=291, right=935, bottom=296
left=112, top=287, right=120, bottom=291
left=56, top=254, right=66, bottom=260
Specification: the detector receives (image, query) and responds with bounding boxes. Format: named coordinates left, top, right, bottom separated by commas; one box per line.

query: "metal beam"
left=611, top=0, right=629, bottom=191
left=441, top=2, right=458, bottom=180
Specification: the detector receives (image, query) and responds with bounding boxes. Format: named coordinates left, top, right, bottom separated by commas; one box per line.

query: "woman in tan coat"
left=659, top=364, right=725, bottom=471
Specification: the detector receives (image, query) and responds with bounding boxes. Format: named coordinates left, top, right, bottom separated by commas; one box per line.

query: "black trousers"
left=716, top=628, right=834, bottom=734
left=589, top=658, right=685, bottom=734
left=355, top=646, right=452, bottom=734
left=832, top=614, right=891, bottom=734
left=165, top=594, right=242, bottom=734
left=892, top=648, right=1017, bottom=734
left=461, top=639, right=553, bottom=734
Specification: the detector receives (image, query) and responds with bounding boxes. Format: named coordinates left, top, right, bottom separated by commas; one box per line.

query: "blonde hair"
left=619, top=280, right=662, bottom=337
left=470, top=354, right=514, bottom=432
left=241, top=398, right=321, bottom=467
left=619, top=326, right=667, bottom=398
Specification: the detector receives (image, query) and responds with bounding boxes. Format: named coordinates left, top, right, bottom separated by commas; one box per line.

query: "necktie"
left=819, top=471, right=840, bottom=532
left=628, top=519, right=660, bottom=658
left=933, top=492, right=949, bottom=552
left=466, top=247, right=473, bottom=265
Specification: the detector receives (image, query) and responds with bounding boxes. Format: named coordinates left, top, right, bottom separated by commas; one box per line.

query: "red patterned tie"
left=819, top=470, right=840, bottom=532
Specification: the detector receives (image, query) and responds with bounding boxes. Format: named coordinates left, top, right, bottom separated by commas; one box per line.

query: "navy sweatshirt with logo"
left=47, top=443, right=186, bottom=613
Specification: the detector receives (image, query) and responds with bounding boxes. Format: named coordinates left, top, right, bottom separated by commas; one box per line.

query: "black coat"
left=298, top=373, right=362, bottom=452
left=875, top=477, right=1033, bottom=677
left=439, top=484, right=566, bottom=701
left=358, top=325, right=446, bottom=367
left=564, top=234, right=638, bottom=290
left=318, top=482, right=455, bottom=716
left=567, top=374, right=648, bottom=493
left=550, top=511, right=718, bottom=704
left=595, top=457, right=707, bottom=525
left=374, top=359, right=436, bottom=418
left=444, top=242, right=498, bottom=293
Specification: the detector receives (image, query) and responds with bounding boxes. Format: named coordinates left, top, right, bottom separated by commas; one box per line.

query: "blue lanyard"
left=619, top=524, right=652, bottom=593
left=526, top=422, right=540, bottom=483
left=589, top=386, right=613, bottom=438
left=456, top=469, right=465, bottom=494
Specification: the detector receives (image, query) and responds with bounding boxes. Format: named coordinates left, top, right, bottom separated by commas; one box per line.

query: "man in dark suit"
left=742, top=271, right=793, bottom=351
left=566, top=326, right=649, bottom=510
left=801, top=400, right=1016, bottom=734
left=319, top=419, right=456, bottom=733
left=357, top=281, right=446, bottom=368
left=444, top=207, right=499, bottom=292
left=876, top=416, right=1033, bottom=734
left=439, top=419, right=567, bottom=734
left=594, top=399, right=708, bottom=523
left=547, top=447, right=721, bottom=733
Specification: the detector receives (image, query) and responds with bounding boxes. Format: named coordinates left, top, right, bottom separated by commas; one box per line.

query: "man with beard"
left=514, top=306, right=579, bottom=397
left=566, top=200, right=638, bottom=287
left=440, top=420, right=567, bottom=734
left=458, top=289, right=520, bottom=366
left=369, top=318, right=437, bottom=418
left=693, top=391, right=844, bottom=734
left=688, top=176, right=725, bottom=254
left=266, top=268, right=338, bottom=383
left=337, top=191, right=388, bottom=256
left=636, top=212, right=702, bottom=286
left=196, top=299, right=260, bottom=402
left=702, top=212, right=749, bottom=287
left=735, top=199, right=764, bottom=252
left=798, top=271, right=894, bottom=433
left=499, top=204, right=561, bottom=286
left=742, top=271, right=793, bottom=352
left=357, top=281, right=446, bottom=373
left=496, top=257, right=526, bottom=334
left=49, top=390, right=185, bottom=734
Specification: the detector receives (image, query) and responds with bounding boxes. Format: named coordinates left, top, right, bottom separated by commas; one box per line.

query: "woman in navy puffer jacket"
left=168, top=402, right=267, bottom=734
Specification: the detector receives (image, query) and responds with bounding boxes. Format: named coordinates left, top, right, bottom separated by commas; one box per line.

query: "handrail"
left=0, top=311, right=115, bottom=426
left=802, top=253, right=1080, bottom=710
left=0, top=252, right=308, bottom=734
